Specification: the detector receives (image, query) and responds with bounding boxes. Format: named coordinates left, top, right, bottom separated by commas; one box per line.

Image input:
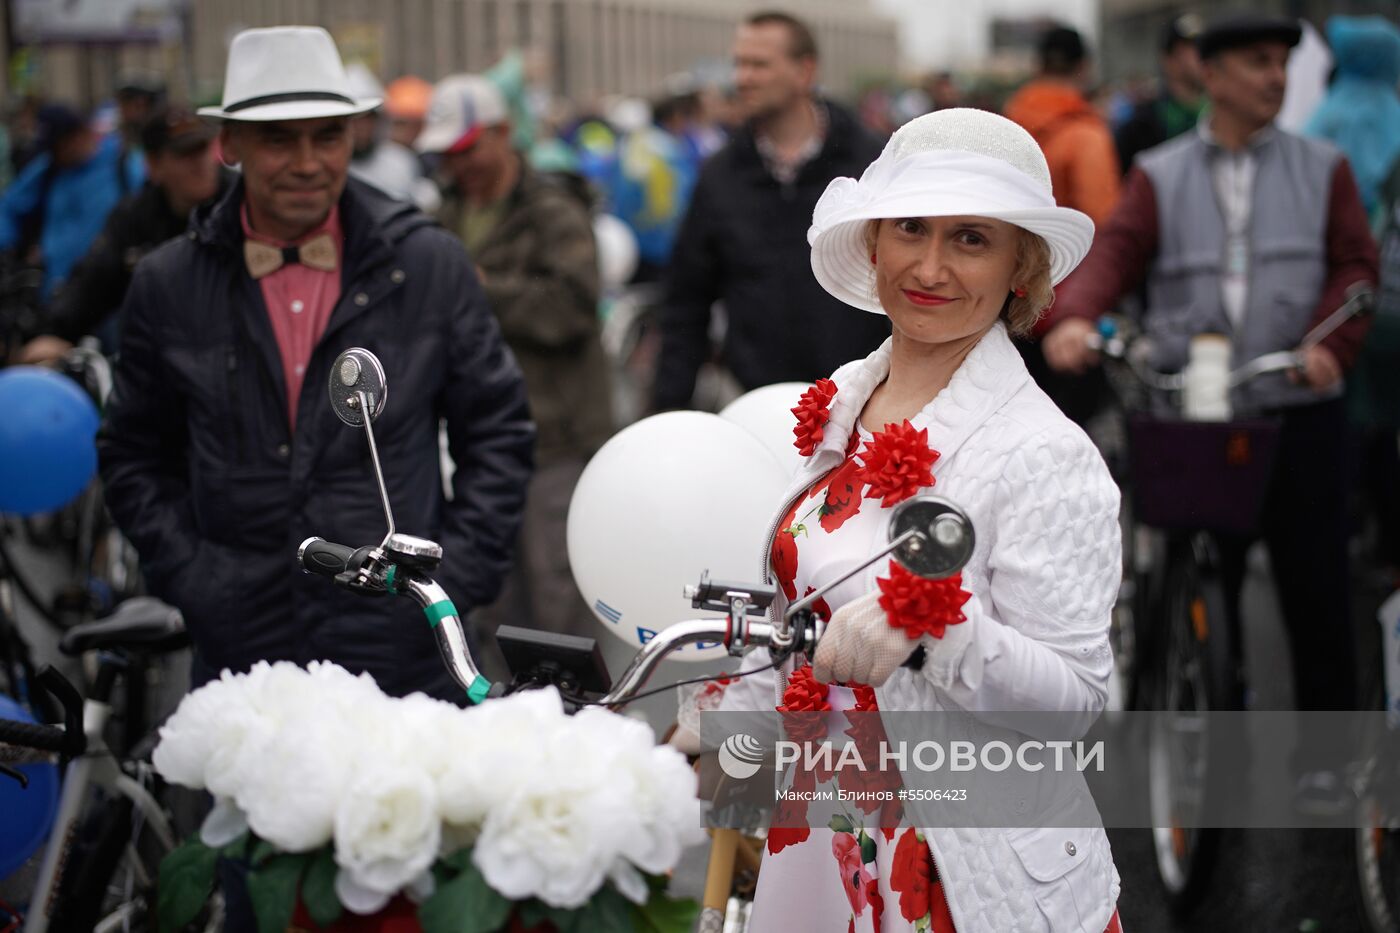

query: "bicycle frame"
left=22, top=661, right=176, bottom=933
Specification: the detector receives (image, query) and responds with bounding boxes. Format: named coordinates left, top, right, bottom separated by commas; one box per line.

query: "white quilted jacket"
left=721, top=323, right=1123, bottom=933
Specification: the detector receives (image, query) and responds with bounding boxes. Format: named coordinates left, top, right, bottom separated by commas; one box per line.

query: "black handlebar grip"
left=0, top=717, right=69, bottom=754
left=299, top=537, right=356, bottom=578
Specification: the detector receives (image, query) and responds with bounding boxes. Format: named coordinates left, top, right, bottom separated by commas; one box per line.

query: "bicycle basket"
left=1125, top=415, right=1280, bottom=535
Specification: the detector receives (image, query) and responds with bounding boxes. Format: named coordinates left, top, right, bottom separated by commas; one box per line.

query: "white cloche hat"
left=808, top=108, right=1096, bottom=314
left=199, top=26, right=381, bottom=122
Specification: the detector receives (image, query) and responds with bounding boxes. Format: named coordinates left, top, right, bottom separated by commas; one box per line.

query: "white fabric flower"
left=436, top=688, right=562, bottom=830
left=334, top=765, right=441, bottom=912
left=199, top=796, right=249, bottom=848
left=155, top=664, right=706, bottom=912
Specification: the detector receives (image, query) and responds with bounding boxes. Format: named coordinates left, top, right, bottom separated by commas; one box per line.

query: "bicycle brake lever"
left=34, top=666, right=84, bottom=758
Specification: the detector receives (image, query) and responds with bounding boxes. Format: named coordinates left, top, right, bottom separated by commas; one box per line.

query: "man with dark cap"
left=1042, top=13, right=1377, bottom=812
left=0, top=105, right=145, bottom=299
left=18, top=107, right=229, bottom=363
left=1114, top=13, right=1207, bottom=173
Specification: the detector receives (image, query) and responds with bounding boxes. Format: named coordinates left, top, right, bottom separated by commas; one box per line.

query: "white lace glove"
left=813, top=587, right=980, bottom=689
left=812, top=590, right=921, bottom=687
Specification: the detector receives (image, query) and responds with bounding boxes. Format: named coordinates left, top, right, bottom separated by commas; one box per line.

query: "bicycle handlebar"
left=298, top=538, right=358, bottom=579
left=303, top=347, right=974, bottom=714
left=0, top=666, right=86, bottom=776
left=0, top=717, right=69, bottom=755
left=1089, top=283, right=1375, bottom=392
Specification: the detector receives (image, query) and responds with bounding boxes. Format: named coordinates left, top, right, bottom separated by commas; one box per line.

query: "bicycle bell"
left=889, top=496, right=975, bottom=579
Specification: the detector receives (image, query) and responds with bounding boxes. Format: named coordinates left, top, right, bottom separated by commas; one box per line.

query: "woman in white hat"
left=713, top=108, right=1124, bottom=932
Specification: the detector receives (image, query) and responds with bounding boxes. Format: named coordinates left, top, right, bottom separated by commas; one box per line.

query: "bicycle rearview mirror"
left=328, top=348, right=399, bottom=546
left=329, top=347, right=388, bottom=426
left=889, top=496, right=975, bottom=579
left=784, top=495, right=974, bottom=629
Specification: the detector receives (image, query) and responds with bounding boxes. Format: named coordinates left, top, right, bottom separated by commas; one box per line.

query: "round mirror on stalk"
left=329, top=348, right=388, bottom=426
left=888, top=496, right=975, bottom=580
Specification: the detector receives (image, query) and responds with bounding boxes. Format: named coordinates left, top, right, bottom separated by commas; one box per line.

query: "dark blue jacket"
left=98, top=177, right=534, bottom=698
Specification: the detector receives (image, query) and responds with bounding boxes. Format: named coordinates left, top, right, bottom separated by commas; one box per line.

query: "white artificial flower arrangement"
left=153, top=661, right=704, bottom=933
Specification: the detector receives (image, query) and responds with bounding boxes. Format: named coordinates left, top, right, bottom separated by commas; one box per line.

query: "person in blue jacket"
left=0, top=104, right=145, bottom=299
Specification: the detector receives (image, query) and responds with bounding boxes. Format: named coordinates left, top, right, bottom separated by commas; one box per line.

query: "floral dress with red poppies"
left=745, top=381, right=1124, bottom=933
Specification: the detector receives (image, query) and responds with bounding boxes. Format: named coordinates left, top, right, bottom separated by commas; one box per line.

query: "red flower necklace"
left=791, top=378, right=838, bottom=457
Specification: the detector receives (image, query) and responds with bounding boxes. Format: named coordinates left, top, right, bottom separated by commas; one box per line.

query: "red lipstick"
left=902, top=289, right=953, bottom=307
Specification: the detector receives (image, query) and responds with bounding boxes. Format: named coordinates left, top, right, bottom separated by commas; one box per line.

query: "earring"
left=870, top=252, right=877, bottom=265
left=1013, top=286, right=1027, bottom=299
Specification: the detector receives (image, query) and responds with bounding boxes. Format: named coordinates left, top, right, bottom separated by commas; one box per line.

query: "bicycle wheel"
left=1146, top=539, right=1238, bottom=915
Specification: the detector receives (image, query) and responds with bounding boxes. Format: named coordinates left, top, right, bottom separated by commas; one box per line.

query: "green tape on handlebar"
left=384, top=564, right=398, bottom=594
left=467, top=676, right=492, bottom=705
left=423, top=599, right=457, bottom=628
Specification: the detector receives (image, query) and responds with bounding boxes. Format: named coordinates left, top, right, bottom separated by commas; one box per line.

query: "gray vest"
left=1138, top=126, right=1342, bottom=413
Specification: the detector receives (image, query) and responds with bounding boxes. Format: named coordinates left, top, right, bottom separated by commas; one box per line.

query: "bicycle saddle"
left=60, top=597, right=188, bottom=656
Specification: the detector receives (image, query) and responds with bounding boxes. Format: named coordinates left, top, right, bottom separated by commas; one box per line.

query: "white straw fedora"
left=198, top=26, right=380, bottom=122
left=808, top=108, right=1095, bottom=314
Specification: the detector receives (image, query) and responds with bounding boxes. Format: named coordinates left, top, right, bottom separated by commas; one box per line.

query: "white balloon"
left=719, top=382, right=811, bottom=477
left=593, top=213, right=639, bottom=290
left=567, top=412, right=788, bottom=662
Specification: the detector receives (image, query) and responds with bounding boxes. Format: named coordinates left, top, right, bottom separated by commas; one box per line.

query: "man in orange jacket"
left=1004, top=25, right=1121, bottom=423
left=1006, top=25, right=1121, bottom=225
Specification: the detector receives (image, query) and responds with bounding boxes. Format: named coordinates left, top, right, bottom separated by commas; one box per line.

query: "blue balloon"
left=0, top=366, right=100, bottom=516
left=0, top=694, right=60, bottom=881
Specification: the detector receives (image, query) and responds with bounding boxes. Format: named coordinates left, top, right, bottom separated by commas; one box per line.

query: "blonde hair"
left=862, top=219, right=1054, bottom=338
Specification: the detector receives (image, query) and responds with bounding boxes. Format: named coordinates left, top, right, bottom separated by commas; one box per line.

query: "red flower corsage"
left=792, top=378, right=838, bottom=457
left=877, top=562, right=972, bottom=640
left=857, top=420, right=939, bottom=507
left=777, top=663, right=832, bottom=745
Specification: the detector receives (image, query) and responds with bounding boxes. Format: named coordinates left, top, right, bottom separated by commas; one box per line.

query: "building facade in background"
left=5, top=0, right=900, bottom=108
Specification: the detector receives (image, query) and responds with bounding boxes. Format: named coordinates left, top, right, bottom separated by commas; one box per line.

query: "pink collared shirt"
left=241, top=204, right=343, bottom=430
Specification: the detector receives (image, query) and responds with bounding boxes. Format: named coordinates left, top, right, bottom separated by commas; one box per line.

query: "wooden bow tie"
left=244, top=233, right=338, bottom=279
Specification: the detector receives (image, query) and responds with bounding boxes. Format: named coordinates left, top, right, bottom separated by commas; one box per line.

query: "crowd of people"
left=2, top=6, right=1399, bottom=930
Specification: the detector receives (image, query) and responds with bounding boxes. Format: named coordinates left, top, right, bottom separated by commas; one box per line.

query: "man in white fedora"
left=99, top=26, right=534, bottom=704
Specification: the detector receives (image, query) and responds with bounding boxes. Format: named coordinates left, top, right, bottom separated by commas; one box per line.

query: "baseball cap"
left=416, top=74, right=508, bottom=154
left=141, top=107, right=216, bottom=155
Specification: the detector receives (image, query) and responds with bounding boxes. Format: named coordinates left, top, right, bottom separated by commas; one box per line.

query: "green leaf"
left=571, top=884, right=634, bottom=933
left=828, top=814, right=854, bottom=834
left=157, top=838, right=218, bottom=933
left=219, top=832, right=250, bottom=860
left=631, top=893, right=700, bottom=933
left=419, top=860, right=512, bottom=933
left=516, top=900, right=556, bottom=926
left=859, top=830, right=877, bottom=865
left=441, top=846, right=475, bottom=873
left=247, top=852, right=308, bottom=933
left=301, top=846, right=342, bottom=928
left=249, top=838, right=277, bottom=867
